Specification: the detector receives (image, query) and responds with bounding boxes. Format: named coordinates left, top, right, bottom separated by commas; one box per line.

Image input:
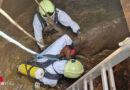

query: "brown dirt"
left=0, top=0, right=129, bottom=90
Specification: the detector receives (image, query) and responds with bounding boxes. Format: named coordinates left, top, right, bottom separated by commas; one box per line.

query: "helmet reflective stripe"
left=39, top=0, right=55, bottom=18
left=64, top=59, right=84, bottom=78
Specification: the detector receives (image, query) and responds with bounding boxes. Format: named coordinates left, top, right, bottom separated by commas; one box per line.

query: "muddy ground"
left=0, top=0, right=130, bottom=90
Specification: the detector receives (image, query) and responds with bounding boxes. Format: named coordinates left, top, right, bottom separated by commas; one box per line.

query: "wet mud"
left=0, top=0, right=130, bottom=90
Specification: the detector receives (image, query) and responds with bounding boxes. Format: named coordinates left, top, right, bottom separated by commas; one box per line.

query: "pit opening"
left=0, top=0, right=129, bottom=90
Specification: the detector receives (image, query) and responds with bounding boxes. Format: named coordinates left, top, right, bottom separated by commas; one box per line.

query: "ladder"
left=66, top=37, right=130, bottom=90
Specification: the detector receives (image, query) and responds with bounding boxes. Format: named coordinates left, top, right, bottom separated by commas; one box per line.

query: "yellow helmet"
left=39, top=0, right=55, bottom=18
left=64, top=59, right=84, bottom=78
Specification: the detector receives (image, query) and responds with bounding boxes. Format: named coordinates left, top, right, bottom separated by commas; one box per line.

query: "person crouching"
left=18, top=34, right=84, bottom=87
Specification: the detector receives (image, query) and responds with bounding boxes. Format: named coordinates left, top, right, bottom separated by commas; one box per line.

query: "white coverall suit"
left=36, top=34, right=72, bottom=87
left=33, top=8, right=80, bottom=48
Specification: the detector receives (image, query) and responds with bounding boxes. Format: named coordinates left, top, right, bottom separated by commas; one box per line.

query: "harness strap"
left=25, top=55, right=62, bottom=80
left=44, top=70, right=62, bottom=80
left=36, top=54, right=59, bottom=61
left=36, top=60, right=56, bottom=68
left=44, top=54, right=59, bottom=59
left=25, top=61, right=36, bottom=83
left=54, top=9, right=58, bottom=24
left=52, top=62, right=61, bottom=75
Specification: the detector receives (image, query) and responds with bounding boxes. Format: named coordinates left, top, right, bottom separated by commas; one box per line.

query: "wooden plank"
left=120, top=0, right=130, bottom=32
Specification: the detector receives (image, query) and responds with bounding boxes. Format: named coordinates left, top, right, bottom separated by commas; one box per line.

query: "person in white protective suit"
left=33, top=0, right=81, bottom=50
left=23, top=34, right=84, bottom=87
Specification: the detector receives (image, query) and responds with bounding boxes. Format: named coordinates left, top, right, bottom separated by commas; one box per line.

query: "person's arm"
left=40, top=34, right=72, bottom=56
left=56, top=8, right=80, bottom=34
left=33, top=14, right=45, bottom=49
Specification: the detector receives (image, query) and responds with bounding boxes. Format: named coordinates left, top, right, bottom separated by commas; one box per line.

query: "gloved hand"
left=78, top=33, right=86, bottom=41
left=75, top=29, right=86, bottom=41
left=39, top=46, right=44, bottom=51
left=40, top=39, right=44, bottom=45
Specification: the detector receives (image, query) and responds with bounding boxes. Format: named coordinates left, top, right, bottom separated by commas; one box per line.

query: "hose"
left=0, top=30, right=59, bottom=60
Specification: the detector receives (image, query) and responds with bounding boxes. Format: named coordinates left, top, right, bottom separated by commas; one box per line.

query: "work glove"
left=75, top=29, right=86, bottom=41
left=40, top=39, right=44, bottom=45
left=77, top=32, right=86, bottom=41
